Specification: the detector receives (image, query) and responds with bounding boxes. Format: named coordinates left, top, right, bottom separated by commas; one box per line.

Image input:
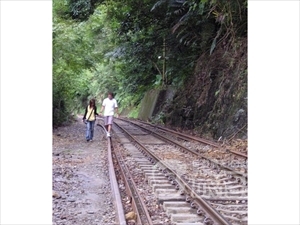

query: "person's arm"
left=115, top=107, right=119, bottom=118
left=114, top=100, right=119, bottom=117
left=99, top=105, right=105, bottom=116
left=94, top=106, right=99, bottom=116
left=82, top=106, right=87, bottom=121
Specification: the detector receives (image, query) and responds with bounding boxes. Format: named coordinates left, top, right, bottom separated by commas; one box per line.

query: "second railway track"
left=119, top=118, right=248, bottom=176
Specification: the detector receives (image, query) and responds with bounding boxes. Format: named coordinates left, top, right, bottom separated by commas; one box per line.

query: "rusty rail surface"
left=111, top=138, right=153, bottom=225
left=97, top=124, right=126, bottom=225
left=122, top=118, right=247, bottom=159
left=226, top=149, right=247, bottom=158
left=114, top=121, right=232, bottom=225
left=129, top=118, right=220, bottom=147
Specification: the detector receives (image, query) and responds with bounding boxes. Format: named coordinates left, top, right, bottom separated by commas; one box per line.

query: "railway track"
left=100, top=118, right=248, bottom=225
left=132, top=119, right=247, bottom=159
left=117, top=118, right=247, bottom=178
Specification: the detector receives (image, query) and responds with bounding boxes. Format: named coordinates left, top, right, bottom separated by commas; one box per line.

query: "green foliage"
left=53, top=0, right=103, bottom=126
left=127, top=106, right=141, bottom=118
left=52, top=0, right=247, bottom=127
left=151, top=111, right=166, bottom=125
left=64, top=0, right=105, bottom=21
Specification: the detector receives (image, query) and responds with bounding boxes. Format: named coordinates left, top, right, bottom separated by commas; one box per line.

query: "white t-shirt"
left=102, top=98, right=118, bottom=116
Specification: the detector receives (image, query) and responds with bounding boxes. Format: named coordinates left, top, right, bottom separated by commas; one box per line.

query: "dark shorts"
left=104, top=116, right=114, bottom=125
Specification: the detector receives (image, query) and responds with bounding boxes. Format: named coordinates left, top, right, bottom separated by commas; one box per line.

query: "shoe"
left=89, top=139, right=93, bottom=142
left=107, top=132, right=111, bottom=137
left=86, top=139, right=90, bottom=142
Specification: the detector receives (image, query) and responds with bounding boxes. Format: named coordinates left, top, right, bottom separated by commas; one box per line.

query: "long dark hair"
left=89, top=99, right=95, bottom=109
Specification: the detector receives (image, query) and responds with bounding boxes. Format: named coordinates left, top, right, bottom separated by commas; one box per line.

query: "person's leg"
left=107, top=116, right=113, bottom=135
left=90, top=120, right=95, bottom=140
left=104, top=116, right=109, bottom=132
left=86, top=121, right=91, bottom=141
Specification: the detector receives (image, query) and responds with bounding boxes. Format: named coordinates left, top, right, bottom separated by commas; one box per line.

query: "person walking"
left=99, top=92, right=119, bottom=137
left=82, top=98, right=99, bottom=142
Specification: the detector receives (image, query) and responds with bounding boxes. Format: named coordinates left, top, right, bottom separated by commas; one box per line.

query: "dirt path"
left=52, top=117, right=116, bottom=225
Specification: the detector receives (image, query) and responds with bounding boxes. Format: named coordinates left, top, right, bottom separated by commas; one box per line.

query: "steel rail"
left=110, top=138, right=153, bottom=225
left=116, top=118, right=247, bottom=180
left=124, top=118, right=220, bottom=147
left=226, top=149, right=247, bottom=158
left=97, top=124, right=126, bottom=225
left=114, top=121, right=232, bottom=225
left=110, top=144, right=142, bottom=225
left=121, top=118, right=247, bottom=159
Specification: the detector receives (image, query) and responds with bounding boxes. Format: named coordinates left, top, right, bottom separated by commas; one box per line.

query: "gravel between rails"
left=113, top=142, right=175, bottom=225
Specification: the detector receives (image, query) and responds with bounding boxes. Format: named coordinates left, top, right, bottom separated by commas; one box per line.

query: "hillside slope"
left=154, top=38, right=247, bottom=140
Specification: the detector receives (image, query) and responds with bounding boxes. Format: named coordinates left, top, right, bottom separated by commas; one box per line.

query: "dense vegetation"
left=53, top=0, right=247, bottom=139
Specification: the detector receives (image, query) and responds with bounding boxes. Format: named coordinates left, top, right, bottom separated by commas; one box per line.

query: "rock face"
left=138, top=38, right=247, bottom=140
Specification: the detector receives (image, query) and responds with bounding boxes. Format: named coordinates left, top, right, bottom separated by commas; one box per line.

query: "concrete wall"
left=138, top=89, right=160, bottom=121
left=138, top=87, right=175, bottom=121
